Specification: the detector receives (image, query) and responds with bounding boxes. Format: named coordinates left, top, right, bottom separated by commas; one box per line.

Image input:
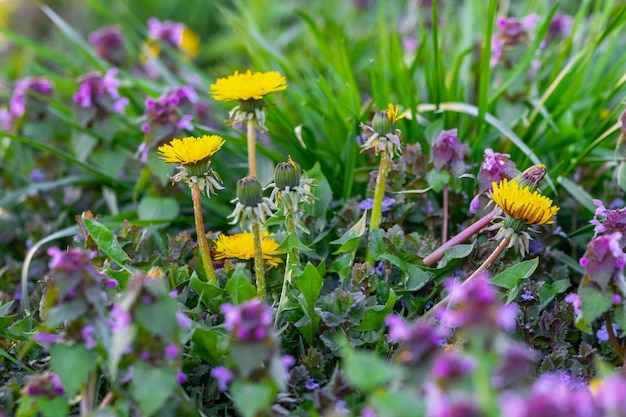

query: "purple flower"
left=590, top=199, right=626, bottom=246
left=596, top=322, right=619, bottom=343
left=431, top=351, right=475, bottom=382
left=393, top=320, right=446, bottom=366
left=385, top=314, right=411, bottom=343
left=595, top=374, right=626, bottom=414
left=491, top=14, right=540, bottom=67
left=565, top=293, right=582, bottom=320
left=8, top=77, right=53, bottom=122
left=0, top=108, right=12, bottom=130
left=23, top=372, right=65, bottom=399
left=147, top=17, right=184, bottom=47
left=73, top=68, right=128, bottom=115
left=491, top=343, right=536, bottom=389
left=220, top=299, right=273, bottom=342
left=47, top=247, right=90, bottom=271
left=359, top=196, right=396, bottom=212
left=176, top=311, right=192, bottom=329
left=176, top=372, right=187, bottom=384
left=305, top=378, right=320, bottom=390
left=579, top=232, right=626, bottom=290
left=164, top=344, right=179, bottom=359
left=547, top=14, right=573, bottom=42
left=82, top=325, right=97, bottom=350
left=89, top=25, right=125, bottom=66
left=360, top=408, right=377, bottom=417
left=28, top=169, right=45, bottom=182
left=431, top=129, right=466, bottom=177
left=521, top=290, right=535, bottom=301
left=109, top=304, right=131, bottom=333
left=476, top=148, right=516, bottom=193
left=334, top=400, right=349, bottom=415
left=438, top=272, right=518, bottom=331
left=33, top=332, right=60, bottom=347
left=402, top=36, right=418, bottom=52
left=426, top=384, right=482, bottom=417
left=210, top=366, right=234, bottom=392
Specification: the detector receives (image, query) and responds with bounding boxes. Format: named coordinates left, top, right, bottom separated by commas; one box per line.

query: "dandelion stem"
left=191, top=185, right=217, bottom=285
left=247, top=119, right=257, bottom=177
left=604, top=312, right=624, bottom=364
left=423, top=210, right=496, bottom=267
left=424, top=235, right=511, bottom=319
left=366, top=152, right=391, bottom=265
left=275, top=213, right=299, bottom=328
left=442, top=184, right=449, bottom=244
left=251, top=222, right=266, bottom=301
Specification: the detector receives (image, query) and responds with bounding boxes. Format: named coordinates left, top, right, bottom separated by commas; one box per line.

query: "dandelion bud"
left=236, top=176, right=263, bottom=207
left=513, top=164, right=546, bottom=191
left=274, top=156, right=301, bottom=190
left=373, top=110, right=394, bottom=135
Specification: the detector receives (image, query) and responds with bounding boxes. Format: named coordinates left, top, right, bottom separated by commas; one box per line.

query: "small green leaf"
left=191, top=327, right=228, bottom=365
left=331, top=211, right=368, bottom=254
left=225, top=267, right=257, bottom=304
left=135, top=296, right=178, bottom=341
left=50, top=344, right=98, bottom=396
left=380, top=254, right=432, bottom=293
left=137, top=196, right=180, bottom=221
left=190, top=275, right=224, bottom=311
left=491, top=257, right=539, bottom=297
left=371, top=390, right=425, bottom=417
left=230, top=380, right=276, bottom=417
left=578, top=286, right=614, bottom=331
left=537, top=279, right=570, bottom=310
left=276, top=231, right=312, bottom=252
left=82, top=215, right=131, bottom=268
left=47, top=298, right=88, bottom=327
left=342, top=340, right=400, bottom=392
left=130, top=362, right=178, bottom=417
left=355, top=288, right=397, bottom=331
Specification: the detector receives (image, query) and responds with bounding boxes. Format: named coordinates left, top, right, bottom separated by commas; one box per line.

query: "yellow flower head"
left=157, top=135, right=225, bottom=166
left=490, top=179, right=559, bottom=225
left=214, top=232, right=283, bottom=267
left=385, top=103, right=406, bottom=125
left=180, top=27, right=200, bottom=58
left=209, top=70, right=287, bottom=102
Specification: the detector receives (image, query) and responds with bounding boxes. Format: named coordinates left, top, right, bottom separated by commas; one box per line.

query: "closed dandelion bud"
left=237, top=176, right=263, bottom=207
left=373, top=110, right=394, bottom=135
left=513, top=164, right=546, bottom=192
left=274, top=156, right=301, bottom=190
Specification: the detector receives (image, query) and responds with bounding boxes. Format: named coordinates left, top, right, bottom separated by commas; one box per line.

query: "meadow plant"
left=1, top=1, right=626, bottom=416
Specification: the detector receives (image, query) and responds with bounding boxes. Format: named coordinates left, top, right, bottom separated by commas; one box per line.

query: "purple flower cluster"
left=431, top=129, right=466, bottom=178
left=547, top=14, right=574, bottom=42
left=385, top=315, right=446, bottom=365
left=74, top=68, right=128, bottom=114
left=579, top=232, right=626, bottom=291
left=221, top=298, right=274, bottom=342
left=500, top=372, right=598, bottom=417
left=137, top=86, right=197, bottom=161
left=437, top=271, right=518, bottom=331
left=491, top=14, right=540, bottom=67
left=359, top=196, right=396, bottom=212
left=471, top=148, right=517, bottom=214
left=147, top=17, right=184, bottom=47
left=210, top=366, right=234, bottom=392
left=88, top=25, right=125, bottom=66
left=23, top=372, right=64, bottom=399
left=590, top=199, right=626, bottom=245
left=0, top=77, right=53, bottom=130
left=47, top=247, right=91, bottom=272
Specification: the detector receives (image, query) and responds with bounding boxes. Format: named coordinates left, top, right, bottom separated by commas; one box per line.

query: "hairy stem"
left=423, top=210, right=496, bottom=267
left=251, top=222, right=266, bottom=301
left=605, top=312, right=624, bottom=364
left=275, top=213, right=299, bottom=328
left=423, top=235, right=511, bottom=320
left=191, top=185, right=217, bottom=285
left=366, top=152, right=391, bottom=265
left=247, top=119, right=257, bottom=178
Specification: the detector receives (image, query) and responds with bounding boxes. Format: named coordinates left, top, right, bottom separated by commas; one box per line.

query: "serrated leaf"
left=82, top=215, right=131, bottom=268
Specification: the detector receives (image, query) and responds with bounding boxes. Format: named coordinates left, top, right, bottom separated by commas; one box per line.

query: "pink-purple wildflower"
left=89, top=25, right=125, bottom=66
left=431, top=129, right=467, bottom=178
left=579, top=232, right=626, bottom=290
left=73, top=68, right=128, bottom=115
left=210, top=366, right=234, bottom=392
left=221, top=299, right=273, bottom=342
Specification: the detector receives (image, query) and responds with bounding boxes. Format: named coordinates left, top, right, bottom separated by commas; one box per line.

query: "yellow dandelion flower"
left=157, top=135, right=225, bottom=166
left=490, top=179, right=559, bottom=225
left=385, top=103, right=406, bottom=125
left=180, top=27, right=200, bottom=58
left=214, top=232, right=283, bottom=267
left=209, top=70, right=287, bottom=102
